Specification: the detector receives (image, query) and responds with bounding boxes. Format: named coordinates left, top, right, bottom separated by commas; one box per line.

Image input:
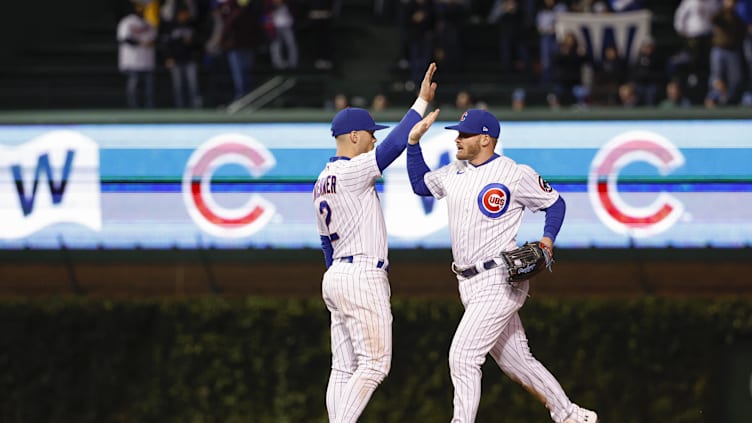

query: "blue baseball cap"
left=445, top=109, right=500, bottom=138
left=331, top=107, right=389, bottom=137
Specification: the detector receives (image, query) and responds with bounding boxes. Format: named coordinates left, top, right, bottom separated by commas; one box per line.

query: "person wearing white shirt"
left=117, top=2, right=157, bottom=108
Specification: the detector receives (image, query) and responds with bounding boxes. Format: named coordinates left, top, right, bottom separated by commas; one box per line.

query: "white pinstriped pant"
left=449, top=267, right=577, bottom=423
left=322, top=260, right=392, bottom=423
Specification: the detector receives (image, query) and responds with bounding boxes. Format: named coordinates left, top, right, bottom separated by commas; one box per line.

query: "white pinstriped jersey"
left=424, top=155, right=558, bottom=266
left=313, top=150, right=387, bottom=261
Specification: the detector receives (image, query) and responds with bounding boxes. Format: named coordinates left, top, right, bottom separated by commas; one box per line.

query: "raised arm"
left=375, top=62, right=438, bottom=172
left=406, top=109, right=441, bottom=196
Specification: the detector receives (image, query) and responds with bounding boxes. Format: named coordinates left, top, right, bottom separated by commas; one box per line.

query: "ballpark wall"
left=1, top=111, right=752, bottom=422
left=1, top=119, right=751, bottom=249
left=1, top=297, right=751, bottom=423
left=1, top=114, right=751, bottom=297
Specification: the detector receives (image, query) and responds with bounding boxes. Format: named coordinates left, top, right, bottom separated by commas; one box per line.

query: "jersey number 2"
left=318, top=201, right=339, bottom=241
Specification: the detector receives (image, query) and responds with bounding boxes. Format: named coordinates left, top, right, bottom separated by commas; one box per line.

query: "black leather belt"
left=339, top=256, right=389, bottom=272
left=452, top=259, right=503, bottom=278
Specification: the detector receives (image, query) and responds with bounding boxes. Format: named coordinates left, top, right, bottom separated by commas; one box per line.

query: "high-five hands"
left=409, top=109, right=441, bottom=145
left=418, top=62, right=438, bottom=103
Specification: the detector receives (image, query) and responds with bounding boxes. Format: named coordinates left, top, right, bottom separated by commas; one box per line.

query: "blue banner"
left=1, top=120, right=750, bottom=249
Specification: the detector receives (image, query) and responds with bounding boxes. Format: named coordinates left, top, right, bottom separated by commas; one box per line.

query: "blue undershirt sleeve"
left=406, top=143, right=432, bottom=196
left=320, top=235, right=334, bottom=268
left=542, top=196, right=566, bottom=242
left=375, top=109, right=421, bottom=172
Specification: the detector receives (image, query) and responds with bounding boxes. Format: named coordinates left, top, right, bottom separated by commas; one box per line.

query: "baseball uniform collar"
left=469, top=153, right=500, bottom=168
left=329, top=156, right=351, bottom=162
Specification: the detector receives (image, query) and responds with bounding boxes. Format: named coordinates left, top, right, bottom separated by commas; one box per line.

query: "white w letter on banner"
left=0, top=131, right=101, bottom=239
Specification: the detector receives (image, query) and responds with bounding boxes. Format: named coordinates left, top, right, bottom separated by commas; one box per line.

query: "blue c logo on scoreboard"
left=477, top=183, right=510, bottom=218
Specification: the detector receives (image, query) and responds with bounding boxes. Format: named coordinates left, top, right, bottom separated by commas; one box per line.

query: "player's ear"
left=348, top=131, right=359, bottom=144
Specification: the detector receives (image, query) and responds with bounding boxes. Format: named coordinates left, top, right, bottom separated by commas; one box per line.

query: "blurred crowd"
left=117, top=0, right=752, bottom=110
left=117, top=0, right=335, bottom=108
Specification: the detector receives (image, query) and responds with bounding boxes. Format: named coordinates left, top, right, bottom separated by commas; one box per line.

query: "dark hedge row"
left=1, top=297, right=751, bottom=423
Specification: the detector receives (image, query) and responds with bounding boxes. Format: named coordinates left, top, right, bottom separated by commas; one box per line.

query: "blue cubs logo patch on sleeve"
left=538, top=176, right=553, bottom=192
left=477, top=183, right=510, bottom=218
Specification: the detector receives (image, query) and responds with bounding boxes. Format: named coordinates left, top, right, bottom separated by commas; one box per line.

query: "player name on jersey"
left=313, top=175, right=337, bottom=199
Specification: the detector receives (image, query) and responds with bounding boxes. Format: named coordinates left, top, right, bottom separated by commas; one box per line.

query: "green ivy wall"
left=1, top=297, right=751, bottom=423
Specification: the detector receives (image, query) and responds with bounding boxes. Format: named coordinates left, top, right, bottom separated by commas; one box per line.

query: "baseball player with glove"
left=312, top=62, right=438, bottom=423
left=405, top=108, right=598, bottom=423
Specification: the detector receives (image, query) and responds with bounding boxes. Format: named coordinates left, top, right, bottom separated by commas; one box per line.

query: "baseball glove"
left=500, top=242, right=554, bottom=283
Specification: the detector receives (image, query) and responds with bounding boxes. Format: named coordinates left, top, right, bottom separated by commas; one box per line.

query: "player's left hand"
left=418, top=62, right=438, bottom=103
left=409, top=108, right=440, bottom=145
left=539, top=236, right=554, bottom=261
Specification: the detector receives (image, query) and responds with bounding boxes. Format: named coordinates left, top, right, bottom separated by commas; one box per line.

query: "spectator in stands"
left=705, top=76, right=731, bottom=106
left=162, top=3, right=203, bottom=108
left=737, top=0, right=752, bottom=88
left=594, top=45, right=627, bottom=105
left=568, top=0, right=589, bottom=12
left=305, top=0, right=341, bottom=70
left=117, top=1, right=158, bottom=108
left=370, top=93, right=389, bottom=112
left=474, top=98, right=490, bottom=109
left=488, top=0, right=531, bottom=73
left=161, top=0, right=199, bottom=21
left=334, top=92, right=348, bottom=110
left=709, top=0, right=747, bottom=102
left=454, top=89, right=475, bottom=109
left=617, top=82, right=639, bottom=107
left=266, top=0, right=299, bottom=70
left=141, top=0, right=162, bottom=28
left=607, top=0, right=643, bottom=12
left=569, top=0, right=602, bottom=13
left=659, top=79, right=692, bottom=108
left=221, top=0, right=266, bottom=102
left=202, top=0, right=228, bottom=107
left=550, top=31, right=589, bottom=106
left=741, top=90, right=752, bottom=105
left=405, top=0, right=436, bottom=89
left=511, top=87, right=526, bottom=110
left=629, top=37, right=664, bottom=106
left=673, top=0, right=720, bottom=76
left=536, top=0, right=567, bottom=85
left=434, top=0, right=468, bottom=72
left=392, top=0, right=413, bottom=72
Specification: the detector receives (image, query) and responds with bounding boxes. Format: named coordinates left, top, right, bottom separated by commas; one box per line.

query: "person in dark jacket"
left=221, top=0, right=266, bottom=101
left=709, top=0, right=747, bottom=102
left=550, top=31, right=589, bottom=106
left=162, top=4, right=203, bottom=108
left=629, top=37, right=664, bottom=106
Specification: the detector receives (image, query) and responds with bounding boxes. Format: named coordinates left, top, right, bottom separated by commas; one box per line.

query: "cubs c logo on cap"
left=477, top=183, right=510, bottom=218
left=460, top=111, right=468, bottom=121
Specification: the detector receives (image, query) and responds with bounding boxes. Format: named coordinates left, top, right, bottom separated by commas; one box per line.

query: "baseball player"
left=405, top=109, right=599, bottom=423
left=313, top=63, right=438, bottom=423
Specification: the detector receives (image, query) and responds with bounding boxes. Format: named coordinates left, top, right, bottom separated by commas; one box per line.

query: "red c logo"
left=182, top=134, right=276, bottom=238
left=588, top=131, right=685, bottom=238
